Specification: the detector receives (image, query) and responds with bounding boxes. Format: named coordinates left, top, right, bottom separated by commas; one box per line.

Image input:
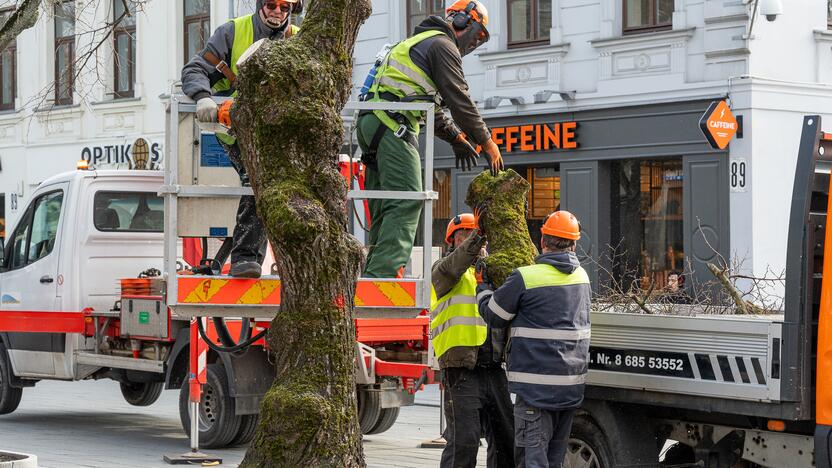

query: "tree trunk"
left=230, top=1, right=371, bottom=466
left=466, top=169, right=538, bottom=286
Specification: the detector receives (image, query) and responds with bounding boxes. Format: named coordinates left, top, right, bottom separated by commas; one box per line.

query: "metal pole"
left=188, top=317, right=201, bottom=452
left=439, top=385, right=446, bottom=435
left=422, top=104, right=435, bottom=308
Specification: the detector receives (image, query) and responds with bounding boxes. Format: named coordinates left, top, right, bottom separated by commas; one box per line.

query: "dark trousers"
left=441, top=367, right=516, bottom=468
left=219, top=141, right=268, bottom=265
left=514, top=396, right=575, bottom=468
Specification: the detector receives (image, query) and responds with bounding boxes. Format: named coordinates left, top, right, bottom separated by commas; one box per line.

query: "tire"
left=229, top=414, right=259, bottom=446
left=366, top=407, right=399, bottom=435
left=356, top=387, right=381, bottom=434
left=0, top=346, right=21, bottom=415
left=120, top=381, right=164, bottom=407
left=565, top=413, right=614, bottom=468
left=178, top=364, right=241, bottom=448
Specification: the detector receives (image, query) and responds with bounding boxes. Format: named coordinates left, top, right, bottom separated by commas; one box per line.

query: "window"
left=54, top=1, right=75, bottom=105
left=407, top=0, right=444, bottom=36
left=28, top=192, right=63, bottom=263
left=184, top=0, right=210, bottom=61
left=828, top=0, right=831, bottom=29
left=0, top=8, right=16, bottom=111
left=610, top=159, right=684, bottom=292
left=6, top=190, right=63, bottom=270
left=623, top=0, right=673, bottom=34
left=527, top=167, right=560, bottom=247
left=94, top=191, right=164, bottom=232
left=113, top=0, right=136, bottom=98
left=508, top=0, right=552, bottom=48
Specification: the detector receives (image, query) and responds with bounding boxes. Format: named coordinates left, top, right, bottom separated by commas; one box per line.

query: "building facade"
left=0, top=0, right=829, bottom=297
left=351, top=0, right=832, bottom=296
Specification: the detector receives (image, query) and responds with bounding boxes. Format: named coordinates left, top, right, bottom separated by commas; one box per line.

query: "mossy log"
left=466, top=169, right=538, bottom=287
left=231, top=1, right=371, bottom=466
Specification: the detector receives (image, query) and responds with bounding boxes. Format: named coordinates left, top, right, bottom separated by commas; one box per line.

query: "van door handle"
left=39, top=275, right=54, bottom=284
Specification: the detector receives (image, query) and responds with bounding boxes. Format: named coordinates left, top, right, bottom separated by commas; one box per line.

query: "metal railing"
left=161, top=95, right=438, bottom=315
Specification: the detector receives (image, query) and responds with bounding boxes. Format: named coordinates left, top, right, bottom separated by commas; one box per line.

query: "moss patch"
left=466, top=169, right=538, bottom=287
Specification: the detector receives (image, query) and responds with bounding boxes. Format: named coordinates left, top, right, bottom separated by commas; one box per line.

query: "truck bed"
left=588, top=311, right=783, bottom=402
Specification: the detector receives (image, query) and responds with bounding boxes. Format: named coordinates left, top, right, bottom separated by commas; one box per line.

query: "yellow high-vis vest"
left=212, top=16, right=299, bottom=145
left=367, top=30, right=444, bottom=136
left=430, top=267, right=487, bottom=359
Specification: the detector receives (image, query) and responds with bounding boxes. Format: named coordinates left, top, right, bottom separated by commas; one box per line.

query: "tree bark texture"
left=466, top=169, right=538, bottom=287
left=231, top=1, right=372, bottom=466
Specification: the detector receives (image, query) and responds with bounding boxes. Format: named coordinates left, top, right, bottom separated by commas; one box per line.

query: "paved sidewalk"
left=0, top=380, right=487, bottom=467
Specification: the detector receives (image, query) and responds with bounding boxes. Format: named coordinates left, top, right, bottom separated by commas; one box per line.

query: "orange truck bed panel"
left=177, top=276, right=418, bottom=308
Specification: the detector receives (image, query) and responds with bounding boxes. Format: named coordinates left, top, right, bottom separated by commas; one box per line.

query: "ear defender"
left=452, top=1, right=477, bottom=30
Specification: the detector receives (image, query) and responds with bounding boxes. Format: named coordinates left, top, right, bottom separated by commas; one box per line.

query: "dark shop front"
left=422, top=99, right=730, bottom=291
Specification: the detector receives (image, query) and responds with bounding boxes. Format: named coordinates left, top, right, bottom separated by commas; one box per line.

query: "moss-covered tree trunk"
left=466, top=170, right=538, bottom=286
left=230, top=1, right=371, bottom=466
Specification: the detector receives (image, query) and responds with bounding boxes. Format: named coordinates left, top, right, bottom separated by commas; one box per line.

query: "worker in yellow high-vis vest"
left=181, top=0, right=301, bottom=278
left=430, top=210, right=515, bottom=468
left=357, top=0, right=504, bottom=279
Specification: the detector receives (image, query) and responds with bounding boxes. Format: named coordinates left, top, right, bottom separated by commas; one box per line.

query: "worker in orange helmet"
left=477, top=211, right=592, bottom=468
left=429, top=207, right=516, bottom=468
left=357, top=0, right=504, bottom=279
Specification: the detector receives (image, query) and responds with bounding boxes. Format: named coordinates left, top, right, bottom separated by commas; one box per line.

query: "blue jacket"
left=477, top=251, right=591, bottom=411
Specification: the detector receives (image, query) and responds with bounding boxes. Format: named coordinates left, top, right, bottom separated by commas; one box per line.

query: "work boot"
left=230, top=261, right=261, bottom=278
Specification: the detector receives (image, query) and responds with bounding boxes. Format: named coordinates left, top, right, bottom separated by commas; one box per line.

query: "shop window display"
left=526, top=166, right=560, bottom=248
left=611, top=159, right=684, bottom=294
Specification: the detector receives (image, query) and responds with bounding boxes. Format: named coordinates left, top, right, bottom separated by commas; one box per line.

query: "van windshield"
left=94, top=191, right=163, bottom=232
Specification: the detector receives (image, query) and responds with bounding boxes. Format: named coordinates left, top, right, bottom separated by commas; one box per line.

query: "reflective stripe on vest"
left=429, top=267, right=487, bottom=358
left=507, top=371, right=587, bottom=386
left=509, top=327, right=591, bottom=341
left=368, top=29, right=444, bottom=136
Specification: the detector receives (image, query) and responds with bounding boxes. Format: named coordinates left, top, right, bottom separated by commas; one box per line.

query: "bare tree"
left=231, top=0, right=371, bottom=465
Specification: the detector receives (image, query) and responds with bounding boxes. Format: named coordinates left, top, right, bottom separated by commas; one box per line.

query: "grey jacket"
left=181, top=13, right=289, bottom=101
left=431, top=232, right=506, bottom=369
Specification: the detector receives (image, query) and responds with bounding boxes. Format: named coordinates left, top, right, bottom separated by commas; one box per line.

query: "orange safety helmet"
left=446, top=0, right=489, bottom=28
left=445, top=213, right=477, bottom=244
left=541, top=211, right=581, bottom=241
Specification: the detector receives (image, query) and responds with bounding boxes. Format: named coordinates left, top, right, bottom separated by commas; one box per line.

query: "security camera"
left=759, top=0, right=782, bottom=22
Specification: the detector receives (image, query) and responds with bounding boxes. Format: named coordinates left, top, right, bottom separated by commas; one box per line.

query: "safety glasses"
left=264, top=2, right=291, bottom=13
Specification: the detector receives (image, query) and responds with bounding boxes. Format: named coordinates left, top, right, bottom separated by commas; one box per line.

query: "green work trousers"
left=357, top=113, right=423, bottom=278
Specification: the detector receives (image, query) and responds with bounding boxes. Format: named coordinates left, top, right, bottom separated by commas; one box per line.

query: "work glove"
left=482, top=139, right=505, bottom=176
left=195, top=97, right=218, bottom=123
left=452, top=133, right=479, bottom=172
left=475, top=257, right=492, bottom=289
left=473, top=202, right=488, bottom=237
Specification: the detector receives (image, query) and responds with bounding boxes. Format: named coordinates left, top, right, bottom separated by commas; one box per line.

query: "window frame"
left=53, top=0, right=75, bottom=106
left=622, top=0, right=673, bottom=35
left=183, top=0, right=210, bottom=62
left=113, top=0, right=136, bottom=99
left=93, top=190, right=165, bottom=233
left=4, top=189, right=64, bottom=271
left=507, top=0, right=551, bottom=49
left=828, top=0, right=832, bottom=29
left=406, top=0, right=445, bottom=37
left=0, top=7, right=16, bottom=111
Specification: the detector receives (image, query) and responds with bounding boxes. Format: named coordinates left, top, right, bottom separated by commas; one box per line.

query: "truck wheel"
left=229, top=414, right=259, bottom=446
left=366, top=407, right=399, bottom=435
left=566, top=413, right=614, bottom=468
left=357, top=387, right=381, bottom=434
left=178, top=364, right=241, bottom=448
left=0, top=346, right=21, bottom=415
left=120, top=381, right=164, bottom=407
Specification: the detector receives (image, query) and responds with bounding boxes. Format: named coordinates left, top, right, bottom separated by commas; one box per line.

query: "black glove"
left=452, top=136, right=479, bottom=172
left=475, top=257, right=492, bottom=288
left=473, top=202, right=488, bottom=236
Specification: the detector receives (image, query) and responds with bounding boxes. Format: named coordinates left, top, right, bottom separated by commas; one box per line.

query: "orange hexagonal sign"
left=700, top=100, right=738, bottom=150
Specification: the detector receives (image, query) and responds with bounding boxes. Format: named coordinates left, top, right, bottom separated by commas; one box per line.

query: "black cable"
left=197, top=318, right=267, bottom=354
